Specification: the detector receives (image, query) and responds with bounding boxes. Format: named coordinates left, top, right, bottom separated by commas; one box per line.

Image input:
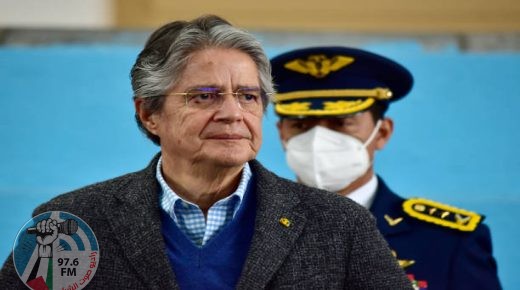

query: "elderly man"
left=0, top=16, right=413, bottom=289
left=271, top=46, right=501, bottom=290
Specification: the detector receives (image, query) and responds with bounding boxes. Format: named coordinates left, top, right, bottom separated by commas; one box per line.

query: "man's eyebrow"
left=237, top=85, right=261, bottom=91
left=185, top=86, right=220, bottom=92
left=184, top=85, right=261, bottom=92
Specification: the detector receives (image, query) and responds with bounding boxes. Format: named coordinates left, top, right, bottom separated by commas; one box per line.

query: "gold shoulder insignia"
left=402, top=198, right=482, bottom=232
left=284, top=54, right=354, bottom=78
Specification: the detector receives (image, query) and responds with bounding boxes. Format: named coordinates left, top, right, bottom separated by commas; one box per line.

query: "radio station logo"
left=12, top=211, right=99, bottom=290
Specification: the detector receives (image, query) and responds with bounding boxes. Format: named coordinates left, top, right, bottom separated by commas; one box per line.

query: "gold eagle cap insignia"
left=284, top=54, right=355, bottom=78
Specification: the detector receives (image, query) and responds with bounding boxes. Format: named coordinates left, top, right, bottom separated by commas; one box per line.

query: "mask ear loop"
left=363, top=119, right=383, bottom=147
left=361, top=119, right=383, bottom=173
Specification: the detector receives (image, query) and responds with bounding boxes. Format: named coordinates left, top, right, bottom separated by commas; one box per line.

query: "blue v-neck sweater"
left=160, top=181, right=257, bottom=290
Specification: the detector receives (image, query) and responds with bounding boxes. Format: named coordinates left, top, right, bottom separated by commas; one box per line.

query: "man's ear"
left=374, top=117, right=394, bottom=150
left=134, top=98, right=159, bottom=135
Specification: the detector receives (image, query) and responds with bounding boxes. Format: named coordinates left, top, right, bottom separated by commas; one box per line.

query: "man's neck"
left=345, top=175, right=378, bottom=209
left=161, top=154, right=244, bottom=213
left=337, top=168, right=375, bottom=197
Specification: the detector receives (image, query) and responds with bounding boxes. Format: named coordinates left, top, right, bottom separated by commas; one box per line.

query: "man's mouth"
left=207, top=133, right=244, bottom=140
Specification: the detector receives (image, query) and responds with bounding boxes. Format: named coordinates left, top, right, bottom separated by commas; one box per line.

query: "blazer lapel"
left=104, top=155, right=179, bottom=290
left=237, top=161, right=307, bottom=289
left=370, top=177, right=411, bottom=237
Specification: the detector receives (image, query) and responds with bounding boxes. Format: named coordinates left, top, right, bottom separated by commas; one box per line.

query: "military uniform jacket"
left=0, top=155, right=413, bottom=289
left=371, top=178, right=501, bottom=290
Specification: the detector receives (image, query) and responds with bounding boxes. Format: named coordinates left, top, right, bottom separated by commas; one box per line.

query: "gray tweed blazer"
left=0, top=154, right=412, bottom=289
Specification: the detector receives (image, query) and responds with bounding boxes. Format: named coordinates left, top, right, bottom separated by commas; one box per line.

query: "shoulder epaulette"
left=402, top=198, right=482, bottom=232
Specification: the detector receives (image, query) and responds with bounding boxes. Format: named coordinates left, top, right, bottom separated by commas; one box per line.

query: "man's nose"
left=213, top=94, right=243, bottom=122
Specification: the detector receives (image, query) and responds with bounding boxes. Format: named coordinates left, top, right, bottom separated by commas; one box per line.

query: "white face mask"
left=285, top=120, right=382, bottom=192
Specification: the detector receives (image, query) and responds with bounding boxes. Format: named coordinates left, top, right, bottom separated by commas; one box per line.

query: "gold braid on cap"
left=274, top=88, right=392, bottom=102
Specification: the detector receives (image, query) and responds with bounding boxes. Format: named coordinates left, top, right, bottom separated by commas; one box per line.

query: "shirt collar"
left=347, top=174, right=378, bottom=209
left=156, top=156, right=252, bottom=219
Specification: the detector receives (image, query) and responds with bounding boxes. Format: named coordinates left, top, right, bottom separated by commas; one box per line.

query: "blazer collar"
left=370, top=177, right=411, bottom=236
left=236, top=160, right=307, bottom=289
left=105, top=153, right=179, bottom=290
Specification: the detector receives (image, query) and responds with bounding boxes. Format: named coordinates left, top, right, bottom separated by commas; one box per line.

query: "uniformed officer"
left=271, top=46, right=501, bottom=290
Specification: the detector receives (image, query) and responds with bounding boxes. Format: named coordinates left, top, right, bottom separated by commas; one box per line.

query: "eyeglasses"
left=167, top=87, right=272, bottom=113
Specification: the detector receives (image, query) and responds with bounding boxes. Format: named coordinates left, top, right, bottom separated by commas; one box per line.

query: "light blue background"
left=1, top=42, right=518, bottom=288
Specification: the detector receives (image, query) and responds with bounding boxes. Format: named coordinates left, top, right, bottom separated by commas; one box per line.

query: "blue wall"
left=1, top=42, right=519, bottom=288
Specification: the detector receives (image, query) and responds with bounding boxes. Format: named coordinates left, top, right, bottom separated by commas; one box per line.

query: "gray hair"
left=131, top=15, right=274, bottom=145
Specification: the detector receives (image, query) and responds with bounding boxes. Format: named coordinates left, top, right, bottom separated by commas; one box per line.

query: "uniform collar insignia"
left=384, top=214, right=403, bottom=226
left=392, top=250, right=415, bottom=269
left=399, top=259, right=416, bottom=269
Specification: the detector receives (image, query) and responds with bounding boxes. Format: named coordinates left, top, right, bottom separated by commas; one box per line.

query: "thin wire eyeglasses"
left=166, top=87, right=273, bottom=112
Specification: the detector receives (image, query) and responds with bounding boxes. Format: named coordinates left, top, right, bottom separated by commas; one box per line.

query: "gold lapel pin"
left=279, top=217, right=291, bottom=228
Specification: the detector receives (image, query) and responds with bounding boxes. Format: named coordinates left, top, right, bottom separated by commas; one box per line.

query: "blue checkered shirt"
left=157, top=157, right=252, bottom=246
